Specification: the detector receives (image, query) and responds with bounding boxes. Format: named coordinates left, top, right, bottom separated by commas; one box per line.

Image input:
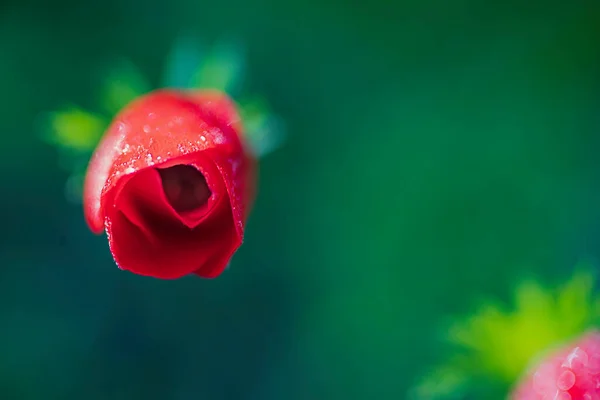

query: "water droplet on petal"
left=557, top=370, right=576, bottom=391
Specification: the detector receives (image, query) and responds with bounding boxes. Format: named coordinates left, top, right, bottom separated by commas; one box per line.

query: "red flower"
left=83, top=89, right=257, bottom=279
left=511, top=330, right=600, bottom=400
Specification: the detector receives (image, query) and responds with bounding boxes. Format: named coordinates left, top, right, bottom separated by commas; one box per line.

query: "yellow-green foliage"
left=44, top=107, right=107, bottom=153
left=412, top=266, right=600, bottom=399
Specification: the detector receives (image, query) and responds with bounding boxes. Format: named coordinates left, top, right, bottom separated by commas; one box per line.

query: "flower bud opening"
left=157, top=165, right=211, bottom=212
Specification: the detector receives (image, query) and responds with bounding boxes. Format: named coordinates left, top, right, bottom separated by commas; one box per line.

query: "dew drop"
left=116, top=121, right=127, bottom=133
left=557, top=370, right=576, bottom=391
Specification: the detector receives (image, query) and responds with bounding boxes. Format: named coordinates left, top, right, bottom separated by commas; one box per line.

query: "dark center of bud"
left=157, top=165, right=211, bottom=212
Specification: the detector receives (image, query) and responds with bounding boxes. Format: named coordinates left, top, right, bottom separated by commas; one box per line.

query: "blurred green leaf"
left=99, top=59, right=152, bottom=116
left=238, top=96, right=286, bottom=158
left=161, top=35, right=204, bottom=89
left=189, top=40, right=245, bottom=94
left=42, top=107, right=107, bottom=153
left=64, top=172, right=85, bottom=204
left=410, top=362, right=469, bottom=400
left=555, top=267, right=597, bottom=337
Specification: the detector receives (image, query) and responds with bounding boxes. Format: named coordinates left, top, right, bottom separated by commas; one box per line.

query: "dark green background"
left=1, top=0, right=599, bottom=398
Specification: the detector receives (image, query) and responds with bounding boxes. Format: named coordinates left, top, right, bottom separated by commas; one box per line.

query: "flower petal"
left=106, top=165, right=237, bottom=279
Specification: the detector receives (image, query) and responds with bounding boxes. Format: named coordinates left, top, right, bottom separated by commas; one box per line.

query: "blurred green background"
left=1, top=0, right=600, bottom=398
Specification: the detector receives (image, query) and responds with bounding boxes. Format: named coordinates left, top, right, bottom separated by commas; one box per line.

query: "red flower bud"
left=83, top=89, right=257, bottom=279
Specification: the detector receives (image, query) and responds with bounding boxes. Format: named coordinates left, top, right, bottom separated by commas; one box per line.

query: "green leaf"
left=410, top=363, right=469, bottom=399
left=238, top=96, right=286, bottom=158
left=161, top=35, right=204, bottom=89
left=555, top=266, right=596, bottom=337
left=64, top=172, right=85, bottom=204
left=42, top=107, right=107, bottom=153
left=99, top=59, right=152, bottom=116
left=189, top=40, right=245, bottom=94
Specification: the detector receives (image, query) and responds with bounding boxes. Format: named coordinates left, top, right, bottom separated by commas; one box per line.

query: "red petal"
left=105, top=159, right=237, bottom=279
left=82, top=89, right=257, bottom=278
